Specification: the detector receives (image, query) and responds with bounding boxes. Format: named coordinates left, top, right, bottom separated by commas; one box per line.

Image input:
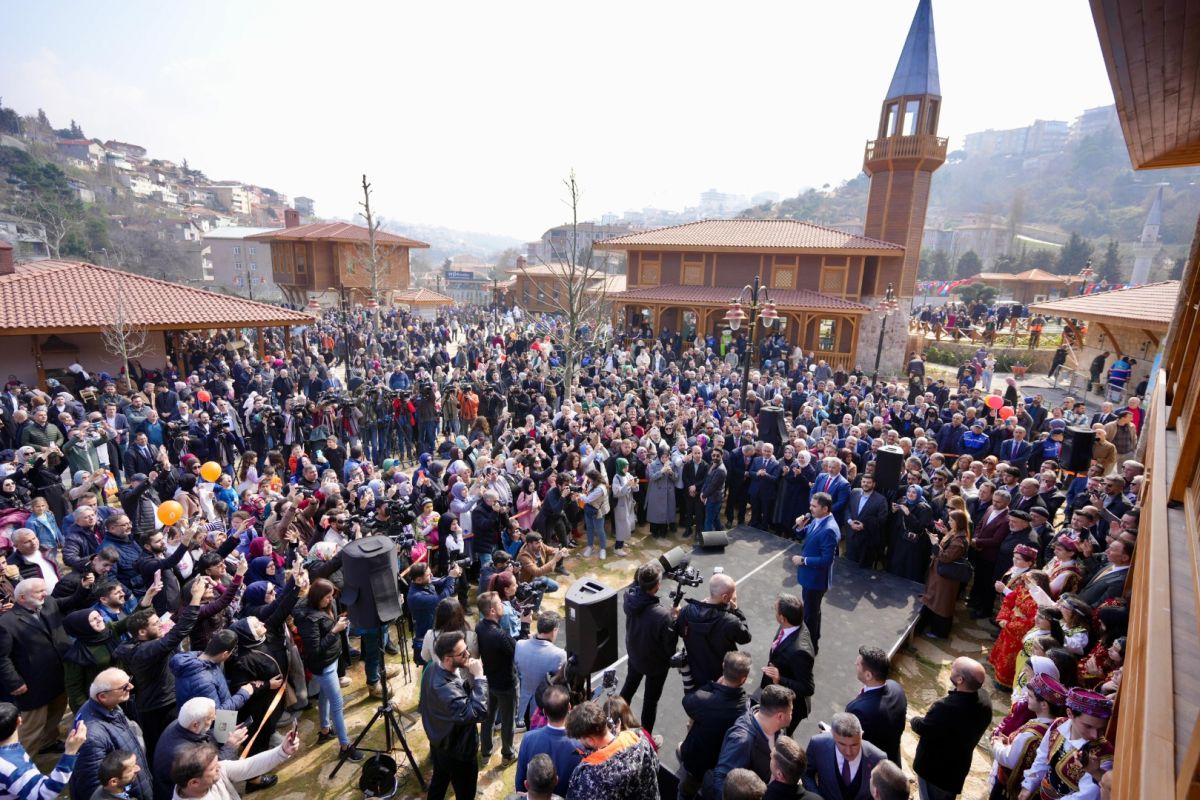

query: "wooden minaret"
left=863, top=0, right=947, bottom=298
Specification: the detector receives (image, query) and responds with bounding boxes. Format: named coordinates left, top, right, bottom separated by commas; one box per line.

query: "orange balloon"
left=998, top=406, right=1015, bottom=420
left=200, top=461, right=222, bottom=482
left=157, top=500, right=184, bottom=526
left=197, top=389, right=212, bottom=403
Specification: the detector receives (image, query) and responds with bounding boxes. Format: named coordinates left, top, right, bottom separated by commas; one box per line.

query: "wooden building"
left=510, top=262, right=625, bottom=315
left=249, top=209, right=429, bottom=307
left=971, top=268, right=1085, bottom=304
left=1086, top=1, right=1200, bottom=797
left=598, top=0, right=945, bottom=374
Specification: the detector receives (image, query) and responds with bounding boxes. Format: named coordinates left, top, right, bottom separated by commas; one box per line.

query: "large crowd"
left=0, top=303, right=1141, bottom=800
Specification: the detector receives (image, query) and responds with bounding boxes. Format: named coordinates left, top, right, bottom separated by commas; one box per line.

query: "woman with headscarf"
left=610, top=458, right=637, bottom=557
left=888, top=484, right=934, bottom=582
left=646, top=445, right=677, bottom=539
left=61, top=586, right=158, bottom=711
left=773, top=446, right=815, bottom=537
left=247, top=554, right=284, bottom=589
left=514, top=477, right=540, bottom=532
left=225, top=615, right=291, bottom=760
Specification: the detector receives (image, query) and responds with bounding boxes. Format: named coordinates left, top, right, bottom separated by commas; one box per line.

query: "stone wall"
left=858, top=295, right=913, bottom=379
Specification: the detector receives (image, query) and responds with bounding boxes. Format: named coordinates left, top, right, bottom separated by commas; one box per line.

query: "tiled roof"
left=610, top=284, right=871, bottom=312
left=0, top=260, right=314, bottom=332
left=1029, top=281, right=1179, bottom=329
left=248, top=222, right=430, bottom=248
left=975, top=269, right=1081, bottom=283
left=595, top=219, right=904, bottom=253
left=394, top=287, right=453, bottom=304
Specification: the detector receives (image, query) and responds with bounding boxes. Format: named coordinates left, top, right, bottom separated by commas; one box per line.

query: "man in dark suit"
left=844, top=646, right=907, bottom=766
left=911, top=657, right=991, bottom=800
left=803, top=712, right=886, bottom=800
left=968, top=488, right=1011, bottom=619
left=0, top=578, right=90, bottom=754
left=122, top=431, right=160, bottom=477
left=725, top=444, right=755, bottom=528
left=700, top=449, right=727, bottom=534
left=748, top=443, right=782, bottom=530
left=997, top=426, right=1032, bottom=475
left=757, top=594, right=815, bottom=735
left=811, top=458, right=851, bottom=525
left=843, top=475, right=890, bottom=568
left=681, top=445, right=710, bottom=539
left=1078, top=538, right=1133, bottom=606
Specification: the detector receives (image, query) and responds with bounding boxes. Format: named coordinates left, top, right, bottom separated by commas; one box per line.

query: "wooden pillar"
left=256, top=328, right=266, bottom=362
left=850, top=316, right=861, bottom=368
left=283, top=326, right=291, bottom=362
left=31, top=335, right=46, bottom=389
left=171, top=331, right=185, bottom=376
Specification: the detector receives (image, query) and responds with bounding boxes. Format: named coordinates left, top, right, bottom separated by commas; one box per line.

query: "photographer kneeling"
left=619, top=562, right=679, bottom=735
left=516, top=532, right=567, bottom=593
left=673, top=572, right=752, bottom=692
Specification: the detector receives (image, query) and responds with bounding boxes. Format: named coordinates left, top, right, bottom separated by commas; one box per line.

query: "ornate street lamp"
left=724, top=274, right=778, bottom=412
left=871, top=283, right=900, bottom=386
left=1078, top=259, right=1095, bottom=296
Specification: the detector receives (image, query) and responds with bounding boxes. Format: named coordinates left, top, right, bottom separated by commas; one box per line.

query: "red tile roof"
left=975, top=268, right=1083, bottom=283
left=247, top=222, right=430, bottom=248
left=0, top=260, right=314, bottom=333
left=394, top=287, right=454, bottom=304
left=610, top=284, right=871, bottom=312
left=595, top=219, right=904, bottom=253
left=1029, top=281, right=1179, bottom=330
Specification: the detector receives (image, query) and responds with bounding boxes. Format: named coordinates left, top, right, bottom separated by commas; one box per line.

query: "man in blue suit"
left=748, top=443, right=783, bottom=530
left=811, top=458, right=851, bottom=525
left=803, top=712, right=886, bottom=800
left=791, top=491, right=839, bottom=654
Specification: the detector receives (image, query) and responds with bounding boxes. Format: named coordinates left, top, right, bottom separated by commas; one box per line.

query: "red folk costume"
left=1046, top=557, right=1084, bottom=598
left=989, top=572, right=1039, bottom=688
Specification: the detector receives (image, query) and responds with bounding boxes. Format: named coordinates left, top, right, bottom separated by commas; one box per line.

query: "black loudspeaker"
left=873, top=445, right=905, bottom=493
left=697, top=530, right=730, bottom=550
left=565, top=579, right=619, bottom=676
left=1060, top=426, right=1096, bottom=473
left=659, top=546, right=689, bottom=571
left=339, top=535, right=403, bottom=627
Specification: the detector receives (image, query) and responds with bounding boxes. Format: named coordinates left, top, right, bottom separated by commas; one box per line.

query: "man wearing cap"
left=1029, top=422, right=1066, bottom=474
left=1018, top=689, right=1113, bottom=800
left=992, top=674, right=1067, bottom=799
left=1028, top=507, right=1055, bottom=554
left=995, top=509, right=1038, bottom=588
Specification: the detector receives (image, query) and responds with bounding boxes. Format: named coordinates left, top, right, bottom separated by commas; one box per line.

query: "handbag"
left=936, top=556, right=974, bottom=584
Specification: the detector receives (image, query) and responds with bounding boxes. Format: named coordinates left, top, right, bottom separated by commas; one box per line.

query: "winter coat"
left=170, top=650, right=252, bottom=712
left=646, top=459, right=677, bottom=525
left=623, top=586, right=678, bottom=677
left=70, top=700, right=153, bottom=800
left=292, top=601, right=343, bottom=672
left=114, top=604, right=199, bottom=714
left=566, top=729, right=660, bottom=800
left=611, top=472, right=638, bottom=542
left=673, top=599, right=752, bottom=690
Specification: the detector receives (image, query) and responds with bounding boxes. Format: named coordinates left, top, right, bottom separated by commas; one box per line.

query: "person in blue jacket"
left=790, top=491, right=840, bottom=655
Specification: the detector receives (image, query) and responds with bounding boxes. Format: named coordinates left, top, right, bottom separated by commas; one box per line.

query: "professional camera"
left=449, top=556, right=473, bottom=572
left=514, top=581, right=545, bottom=616
left=662, top=557, right=703, bottom=608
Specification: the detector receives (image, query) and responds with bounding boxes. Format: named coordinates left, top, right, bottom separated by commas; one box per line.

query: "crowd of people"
left=0, top=302, right=1144, bottom=800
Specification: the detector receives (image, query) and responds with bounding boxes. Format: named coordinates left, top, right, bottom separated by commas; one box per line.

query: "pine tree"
left=1098, top=240, right=1122, bottom=283
left=1056, top=233, right=1094, bottom=276
left=1169, top=257, right=1186, bottom=281
left=955, top=250, right=982, bottom=280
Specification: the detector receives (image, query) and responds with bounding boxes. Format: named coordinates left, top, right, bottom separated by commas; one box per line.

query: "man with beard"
left=134, top=527, right=191, bottom=614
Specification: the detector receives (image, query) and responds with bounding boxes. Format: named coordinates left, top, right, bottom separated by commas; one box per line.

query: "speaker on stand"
left=1059, top=426, right=1096, bottom=474
left=565, top=579, right=619, bottom=678
left=873, top=445, right=905, bottom=494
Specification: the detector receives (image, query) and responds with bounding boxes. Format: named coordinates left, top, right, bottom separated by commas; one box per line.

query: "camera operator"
left=471, top=490, right=507, bottom=570
left=619, top=562, right=679, bottom=734
left=407, top=562, right=461, bottom=667
left=673, top=572, right=752, bottom=691
left=533, top=473, right=575, bottom=549
left=516, top=532, right=567, bottom=591
left=479, top=549, right=515, bottom=598
left=677, top=651, right=753, bottom=800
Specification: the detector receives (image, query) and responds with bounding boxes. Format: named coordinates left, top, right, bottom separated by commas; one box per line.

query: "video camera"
left=660, top=551, right=703, bottom=609
left=514, top=580, right=545, bottom=616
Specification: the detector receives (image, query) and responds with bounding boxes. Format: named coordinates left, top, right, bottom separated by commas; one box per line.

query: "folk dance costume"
left=989, top=675, right=1068, bottom=800
left=1046, top=536, right=1085, bottom=598
left=1021, top=690, right=1114, bottom=800
left=988, top=545, right=1038, bottom=689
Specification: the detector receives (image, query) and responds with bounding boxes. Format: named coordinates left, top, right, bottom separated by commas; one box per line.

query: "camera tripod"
left=329, top=622, right=425, bottom=792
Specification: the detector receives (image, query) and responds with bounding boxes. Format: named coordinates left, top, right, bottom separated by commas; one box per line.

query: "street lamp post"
left=1078, top=259, right=1095, bottom=296
left=724, top=273, right=779, bottom=413
left=871, top=283, right=900, bottom=386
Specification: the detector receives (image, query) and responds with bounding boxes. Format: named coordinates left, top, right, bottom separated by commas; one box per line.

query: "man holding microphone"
left=790, top=491, right=839, bottom=655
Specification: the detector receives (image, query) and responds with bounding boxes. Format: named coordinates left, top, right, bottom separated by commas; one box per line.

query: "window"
left=248, top=247, right=256, bottom=256
left=772, top=268, right=795, bottom=290
left=233, top=246, right=241, bottom=255
left=249, top=262, right=257, bottom=271
left=235, top=261, right=243, bottom=271
left=641, top=260, right=660, bottom=285
left=294, top=244, right=307, bottom=275
left=234, top=276, right=244, bottom=287
left=885, top=103, right=899, bottom=136
left=818, top=319, right=837, bottom=351
left=903, top=99, right=921, bottom=136
left=926, top=99, right=940, bottom=134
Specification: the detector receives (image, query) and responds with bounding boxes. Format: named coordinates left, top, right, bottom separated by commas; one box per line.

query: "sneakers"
left=599, top=549, right=607, bottom=560
left=613, top=548, right=628, bottom=558
left=367, top=682, right=384, bottom=699
left=384, top=664, right=401, bottom=679
left=316, top=728, right=336, bottom=744
left=339, top=676, right=352, bottom=688
left=582, top=546, right=593, bottom=557
left=340, top=744, right=365, bottom=762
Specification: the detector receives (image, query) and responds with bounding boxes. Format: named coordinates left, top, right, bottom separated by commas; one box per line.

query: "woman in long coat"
left=610, top=458, right=638, bottom=554
left=917, top=509, right=970, bottom=639
left=773, top=447, right=815, bottom=535
left=646, top=446, right=677, bottom=538
left=888, top=484, right=934, bottom=582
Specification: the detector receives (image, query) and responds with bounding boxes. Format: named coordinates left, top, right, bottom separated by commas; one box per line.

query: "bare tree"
left=517, top=170, right=614, bottom=396
left=100, top=271, right=151, bottom=380
left=357, top=173, right=385, bottom=327
left=17, top=193, right=79, bottom=259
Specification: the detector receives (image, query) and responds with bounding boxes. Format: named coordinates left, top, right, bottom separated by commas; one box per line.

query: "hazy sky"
left=4, top=1, right=1117, bottom=241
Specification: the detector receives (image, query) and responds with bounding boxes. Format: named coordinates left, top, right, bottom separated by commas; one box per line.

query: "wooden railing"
left=1111, top=369, right=1179, bottom=798
left=863, top=134, right=949, bottom=163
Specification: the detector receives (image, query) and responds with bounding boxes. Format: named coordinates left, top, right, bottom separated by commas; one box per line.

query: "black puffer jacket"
left=623, top=586, right=678, bottom=677
left=672, top=598, right=751, bottom=690
left=293, top=600, right=342, bottom=672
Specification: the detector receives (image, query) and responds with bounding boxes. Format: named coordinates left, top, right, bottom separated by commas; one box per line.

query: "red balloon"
left=197, top=389, right=212, bottom=403
left=998, top=406, right=1015, bottom=419
left=986, top=395, right=1004, bottom=410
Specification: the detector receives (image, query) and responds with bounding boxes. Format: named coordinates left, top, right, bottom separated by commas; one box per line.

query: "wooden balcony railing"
left=863, top=135, right=949, bottom=163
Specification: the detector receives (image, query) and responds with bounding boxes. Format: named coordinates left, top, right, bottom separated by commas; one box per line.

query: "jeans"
left=532, top=576, right=559, bottom=594
left=481, top=685, right=516, bottom=758
left=704, top=497, right=723, bottom=533
left=620, top=668, right=668, bottom=733
left=315, top=661, right=349, bottom=746
left=354, top=626, right=387, bottom=685
left=419, top=421, right=438, bottom=454
left=585, top=507, right=606, bottom=550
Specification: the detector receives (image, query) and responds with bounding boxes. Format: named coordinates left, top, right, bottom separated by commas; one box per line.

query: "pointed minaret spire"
left=886, top=0, right=940, bottom=101
left=1131, top=186, right=1165, bottom=284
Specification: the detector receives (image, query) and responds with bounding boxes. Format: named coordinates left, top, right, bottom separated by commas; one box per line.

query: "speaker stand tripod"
left=329, top=624, right=425, bottom=792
